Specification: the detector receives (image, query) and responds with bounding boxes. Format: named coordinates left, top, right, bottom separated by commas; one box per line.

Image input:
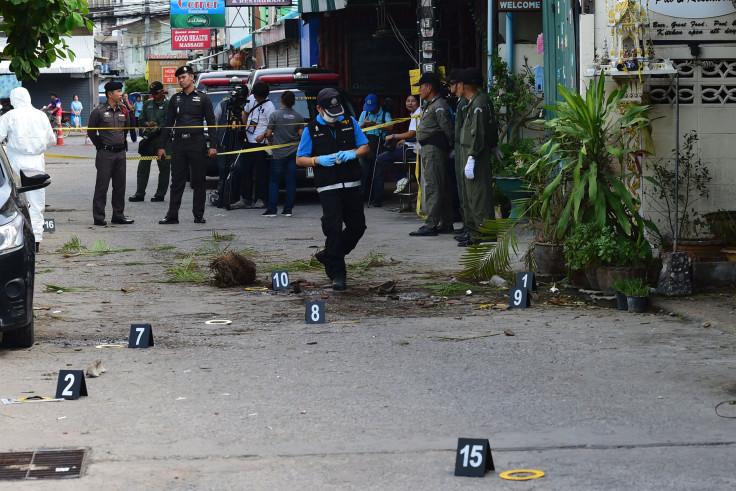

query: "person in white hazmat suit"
left=0, top=87, right=56, bottom=251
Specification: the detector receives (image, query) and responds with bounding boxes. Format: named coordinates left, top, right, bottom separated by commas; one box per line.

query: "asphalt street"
left=1, top=135, right=735, bottom=490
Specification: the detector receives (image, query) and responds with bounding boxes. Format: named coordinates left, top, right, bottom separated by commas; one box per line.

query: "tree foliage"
left=0, top=0, right=94, bottom=81
left=124, top=77, right=150, bottom=94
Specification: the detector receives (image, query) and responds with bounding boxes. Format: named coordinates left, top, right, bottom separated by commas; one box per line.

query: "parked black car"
left=0, top=146, right=51, bottom=348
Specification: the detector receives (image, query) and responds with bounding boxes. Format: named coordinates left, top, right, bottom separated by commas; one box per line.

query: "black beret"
left=104, top=81, right=123, bottom=92
left=175, top=65, right=194, bottom=77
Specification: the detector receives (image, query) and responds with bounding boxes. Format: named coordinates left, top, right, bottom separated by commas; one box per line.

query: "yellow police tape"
left=46, top=116, right=416, bottom=161
left=78, top=115, right=415, bottom=132
left=498, top=469, right=545, bottom=481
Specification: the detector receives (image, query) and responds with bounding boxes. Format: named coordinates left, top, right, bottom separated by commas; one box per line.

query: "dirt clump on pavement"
left=209, top=252, right=257, bottom=287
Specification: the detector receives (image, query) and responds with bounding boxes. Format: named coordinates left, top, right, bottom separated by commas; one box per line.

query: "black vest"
left=309, top=118, right=361, bottom=188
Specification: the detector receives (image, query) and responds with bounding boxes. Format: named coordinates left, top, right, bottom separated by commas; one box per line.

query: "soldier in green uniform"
left=446, top=68, right=470, bottom=241
left=129, top=81, right=171, bottom=202
left=409, top=72, right=455, bottom=237
left=457, top=67, right=498, bottom=247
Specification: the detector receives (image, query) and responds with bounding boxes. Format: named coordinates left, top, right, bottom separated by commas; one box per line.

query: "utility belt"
left=316, top=180, right=361, bottom=193
left=417, top=132, right=450, bottom=151
left=100, top=144, right=126, bottom=152
left=174, top=130, right=204, bottom=140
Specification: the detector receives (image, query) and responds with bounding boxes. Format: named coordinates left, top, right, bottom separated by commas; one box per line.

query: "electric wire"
left=387, top=12, right=418, bottom=65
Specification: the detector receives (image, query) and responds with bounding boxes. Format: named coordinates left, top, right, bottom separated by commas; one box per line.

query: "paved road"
left=1, top=136, right=735, bottom=489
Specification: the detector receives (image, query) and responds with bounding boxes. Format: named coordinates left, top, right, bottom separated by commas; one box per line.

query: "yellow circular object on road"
left=499, top=469, right=545, bottom=481
left=244, top=287, right=269, bottom=291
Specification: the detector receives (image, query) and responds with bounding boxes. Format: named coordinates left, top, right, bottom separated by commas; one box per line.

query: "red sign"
left=171, top=29, right=211, bottom=50
left=163, top=67, right=178, bottom=84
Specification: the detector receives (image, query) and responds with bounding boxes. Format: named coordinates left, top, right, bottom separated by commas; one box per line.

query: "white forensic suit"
left=0, top=87, right=56, bottom=244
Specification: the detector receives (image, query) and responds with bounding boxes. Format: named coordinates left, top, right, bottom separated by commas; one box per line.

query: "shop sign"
left=170, top=0, right=225, bottom=29
left=163, top=66, right=178, bottom=84
left=647, top=0, right=736, bottom=19
left=648, top=0, right=736, bottom=42
left=225, top=0, right=291, bottom=5
left=497, top=0, right=542, bottom=12
left=171, top=29, right=212, bottom=50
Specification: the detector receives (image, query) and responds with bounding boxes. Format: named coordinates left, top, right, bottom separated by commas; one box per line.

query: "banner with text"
left=225, top=0, right=291, bottom=5
left=172, top=29, right=212, bottom=50
left=170, top=0, right=225, bottom=29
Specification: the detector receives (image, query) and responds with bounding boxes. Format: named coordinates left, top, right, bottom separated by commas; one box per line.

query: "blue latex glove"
left=336, top=150, right=357, bottom=162
left=318, top=154, right=337, bottom=167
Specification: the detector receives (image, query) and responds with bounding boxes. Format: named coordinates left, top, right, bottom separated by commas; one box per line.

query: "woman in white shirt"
left=369, top=95, right=420, bottom=207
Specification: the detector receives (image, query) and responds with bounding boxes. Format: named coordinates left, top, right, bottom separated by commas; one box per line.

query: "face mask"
left=321, top=111, right=339, bottom=124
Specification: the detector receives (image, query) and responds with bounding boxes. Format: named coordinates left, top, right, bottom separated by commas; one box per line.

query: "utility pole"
left=144, top=0, right=151, bottom=61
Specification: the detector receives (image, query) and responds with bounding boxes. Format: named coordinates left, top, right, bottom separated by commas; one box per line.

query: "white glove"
left=465, top=156, right=476, bottom=179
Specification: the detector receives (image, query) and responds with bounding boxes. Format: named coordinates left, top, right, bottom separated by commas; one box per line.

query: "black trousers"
left=93, top=149, right=127, bottom=221
left=319, top=186, right=366, bottom=279
left=239, top=142, right=268, bottom=203
left=167, top=136, right=208, bottom=219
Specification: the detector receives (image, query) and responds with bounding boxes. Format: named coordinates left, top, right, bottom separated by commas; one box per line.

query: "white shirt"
left=405, top=107, right=421, bottom=152
left=244, top=95, right=275, bottom=144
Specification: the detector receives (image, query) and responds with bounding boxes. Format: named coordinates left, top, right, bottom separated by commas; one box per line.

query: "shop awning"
left=299, top=0, right=347, bottom=13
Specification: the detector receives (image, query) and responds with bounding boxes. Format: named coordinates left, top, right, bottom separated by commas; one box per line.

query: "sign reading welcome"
left=497, top=0, right=542, bottom=11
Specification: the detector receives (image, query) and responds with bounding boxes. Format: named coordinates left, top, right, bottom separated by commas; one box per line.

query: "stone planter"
left=662, top=238, right=725, bottom=262
left=533, top=242, right=566, bottom=280
left=627, top=295, right=648, bottom=313
left=596, top=265, right=647, bottom=295
left=585, top=265, right=600, bottom=290
left=569, top=268, right=590, bottom=289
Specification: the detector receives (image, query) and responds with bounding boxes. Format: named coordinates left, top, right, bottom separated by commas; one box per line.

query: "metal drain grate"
left=0, top=448, right=86, bottom=480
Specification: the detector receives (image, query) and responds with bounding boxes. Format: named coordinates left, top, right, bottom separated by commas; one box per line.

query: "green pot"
left=494, top=177, right=534, bottom=219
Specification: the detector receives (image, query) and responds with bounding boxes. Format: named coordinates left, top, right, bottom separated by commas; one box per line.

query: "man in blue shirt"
left=296, top=88, right=370, bottom=291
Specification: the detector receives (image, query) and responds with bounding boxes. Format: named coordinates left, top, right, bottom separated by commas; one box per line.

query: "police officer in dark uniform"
left=87, top=81, right=134, bottom=226
left=296, top=88, right=370, bottom=291
left=157, top=65, right=217, bottom=224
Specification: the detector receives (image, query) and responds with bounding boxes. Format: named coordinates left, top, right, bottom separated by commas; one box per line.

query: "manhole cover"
left=0, top=448, right=86, bottom=480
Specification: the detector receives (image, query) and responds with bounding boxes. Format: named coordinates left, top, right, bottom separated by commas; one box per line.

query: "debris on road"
left=210, top=252, right=257, bottom=287
left=85, top=360, right=106, bottom=378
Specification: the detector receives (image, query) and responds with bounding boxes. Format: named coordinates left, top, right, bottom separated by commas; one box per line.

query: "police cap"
left=104, top=81, right=123, bottom=93
left=149, top=81, right=164, bottom=93
left=446, top=68, right=463, bottom=85
left=459, top=67, right=484, bottom=86
left=174, top=65, right=194, bottom=77
left=412, top=71, right=441, bottom=88
left=316, top=88, right=344, bottom=118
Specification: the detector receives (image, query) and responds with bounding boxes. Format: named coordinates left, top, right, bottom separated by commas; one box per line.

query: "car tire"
left=3, top=319, right=34, bottom=348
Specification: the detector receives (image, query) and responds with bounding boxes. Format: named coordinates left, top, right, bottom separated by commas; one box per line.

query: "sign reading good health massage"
left=170, top=0, right=225, bottom=29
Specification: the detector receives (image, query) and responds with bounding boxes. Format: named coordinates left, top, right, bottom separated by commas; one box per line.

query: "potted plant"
left=617, top=277, right=650, bottom=313
left=528, top=72, right=656, bottom=257
left=594, top=227, right=649, bottom=294
left=611, top=277, right=629, bottom=310
left=563, top=223, right=601, bottom=289
left=646, top=130, right=721, bottom=260
left=460, top=72, right=656, bottom=280
left=703, top=210, right=736, bottom=259
left=494, top=138, right=540, bottom=218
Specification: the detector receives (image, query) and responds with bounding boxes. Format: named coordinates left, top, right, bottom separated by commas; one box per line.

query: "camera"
left=226, top=78, right=248, bottom=122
